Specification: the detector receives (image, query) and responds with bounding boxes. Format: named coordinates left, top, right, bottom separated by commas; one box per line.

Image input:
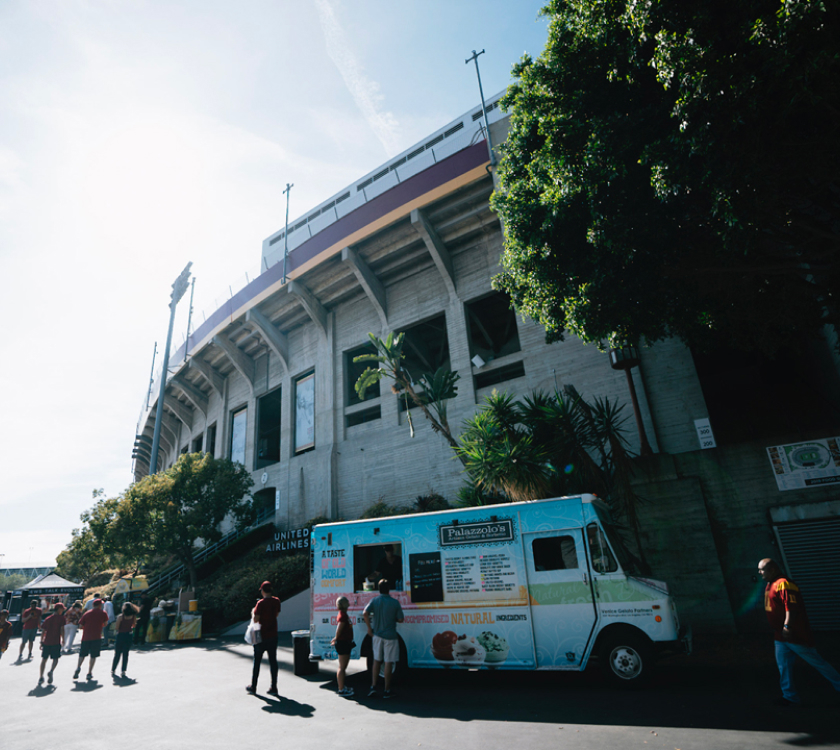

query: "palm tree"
left=456, top=386, right=648, bottom=569
left=354, top=332, right=461, bottom=453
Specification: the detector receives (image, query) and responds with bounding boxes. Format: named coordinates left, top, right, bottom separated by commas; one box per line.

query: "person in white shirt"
left=102, top=596, right=116, bottom=648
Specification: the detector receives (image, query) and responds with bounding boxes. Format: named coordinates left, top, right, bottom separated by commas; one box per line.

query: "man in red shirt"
left=0, top=610, right=13, bottom=661
left=18, top=598, right=42, bottom=660
left=73, top=599, right=110, bottom=681
left=39, top=603, right=65, bottom=686
left=759, top=558, right=840, bottom=705
left=246, top=581, right=281, bottom=696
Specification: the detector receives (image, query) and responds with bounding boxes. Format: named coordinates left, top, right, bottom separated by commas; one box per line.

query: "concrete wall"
left=631, top=441, right=840, bottom=634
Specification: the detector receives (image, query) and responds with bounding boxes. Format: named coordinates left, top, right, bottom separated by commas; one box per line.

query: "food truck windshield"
left=592, top=505, right=638, bottom=574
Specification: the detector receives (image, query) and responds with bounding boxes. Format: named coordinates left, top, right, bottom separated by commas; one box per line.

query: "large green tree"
left=55, top=489, right=124, bottom=583
left=492, top=0, right=840, bottom=355
left=112, top=453, right=255, bottom=590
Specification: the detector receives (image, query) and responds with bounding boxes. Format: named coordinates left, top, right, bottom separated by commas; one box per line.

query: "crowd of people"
left=0, top=590, right=154, bottom=686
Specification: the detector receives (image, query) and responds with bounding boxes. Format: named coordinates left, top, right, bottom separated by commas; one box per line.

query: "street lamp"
left=149, top=262, right=193, bottom=474
left=609, top=345, right=654, bottom=457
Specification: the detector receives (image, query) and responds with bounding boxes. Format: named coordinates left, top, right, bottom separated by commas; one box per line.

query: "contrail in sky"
left=314, top=0, right=401, bottom=157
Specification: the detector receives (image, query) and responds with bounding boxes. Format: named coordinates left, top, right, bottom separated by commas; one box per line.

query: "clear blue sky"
left=0, top=0, right=549, bottom=568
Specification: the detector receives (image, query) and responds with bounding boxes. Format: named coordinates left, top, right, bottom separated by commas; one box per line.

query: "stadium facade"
left=131, top=93, right=840, bottom=632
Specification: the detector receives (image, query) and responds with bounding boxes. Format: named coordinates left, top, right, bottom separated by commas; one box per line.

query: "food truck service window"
left=353, top=543, right=403, bottom=591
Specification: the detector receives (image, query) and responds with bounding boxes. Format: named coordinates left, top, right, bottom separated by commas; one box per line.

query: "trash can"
left=292, top=629, right=318, bottom=676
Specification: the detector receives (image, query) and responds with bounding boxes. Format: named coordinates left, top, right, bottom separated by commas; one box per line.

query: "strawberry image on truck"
left=309, top=494, right=691, bottom=685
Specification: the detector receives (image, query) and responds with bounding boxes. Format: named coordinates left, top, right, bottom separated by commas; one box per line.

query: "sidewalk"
left=667, top=630, right=840, bottom=670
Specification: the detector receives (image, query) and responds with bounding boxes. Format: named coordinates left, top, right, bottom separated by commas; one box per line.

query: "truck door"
left=523, top=528, right=597, bottom=668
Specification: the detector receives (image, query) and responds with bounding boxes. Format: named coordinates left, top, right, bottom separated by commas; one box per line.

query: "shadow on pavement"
left=70, top=680, right=104, bottom=693
left=128, top=634, right=840, bottom=742
left=27, top=685, right=57, bottom=698
left=252, top=693, right=315, bottom=718
left=339, top=658, right=840, bottom=744
left=111, top=675, right=138, bottom=688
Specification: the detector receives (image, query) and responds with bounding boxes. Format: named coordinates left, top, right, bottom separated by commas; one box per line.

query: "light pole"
left=282, top=182, right=294, bottom=284
left=149, top=262, right=193, bottom=474
left=466, top=49, right=496, bottom=168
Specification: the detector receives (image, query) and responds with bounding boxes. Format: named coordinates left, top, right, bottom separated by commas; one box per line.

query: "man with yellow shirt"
left=759, top=558, right=840, bottom=706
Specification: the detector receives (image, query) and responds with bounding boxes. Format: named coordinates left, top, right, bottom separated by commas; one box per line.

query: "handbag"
left=244, top=620, right=262, bottom=646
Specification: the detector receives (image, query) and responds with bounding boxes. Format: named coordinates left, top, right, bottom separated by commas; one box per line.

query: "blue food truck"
left=309, top=494, right=691, bottom=685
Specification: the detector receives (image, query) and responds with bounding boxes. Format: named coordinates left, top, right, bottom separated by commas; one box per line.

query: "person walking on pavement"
left=331, top=596, right=355, bottom=697
left=38, top=603, right=65, bottom=686
left=759, top=558, right=840, bottom=705
left=0, top=610, right=13, bottom=661
left=363, top=579, right=404, bottom=699
left=134, top=593, right=152, bottom=646
left=111, top=602, right=140, bottom=678
left=246, top=581, right=281, bottom=696
left=83, top=594, right=99, bottom=612
left=73, top=598, right=109, bottom=681
left=101, top=595, right=115, bottom=649
left=63, top=601, right=83, bottom=653
left=18, top=598, right=42, bottom=661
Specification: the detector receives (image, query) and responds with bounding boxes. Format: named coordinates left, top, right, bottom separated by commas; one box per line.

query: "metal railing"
left=145, top=509, right=275, bottom=594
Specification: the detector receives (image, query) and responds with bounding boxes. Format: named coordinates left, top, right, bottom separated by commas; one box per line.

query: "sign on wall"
left=266, top=527, right=311, bottom=554
left=767, top=437, right=840, bottom=491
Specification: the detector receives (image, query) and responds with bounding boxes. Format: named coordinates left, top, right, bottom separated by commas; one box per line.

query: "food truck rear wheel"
left=599, top=633, right=652, bottom=687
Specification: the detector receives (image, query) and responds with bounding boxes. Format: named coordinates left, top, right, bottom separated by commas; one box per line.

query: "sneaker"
left=121, top=671, right=126, bottom=678
left=246, top=685, right=256, bottom=694
left=338, top=687, right=355, bottom=697
left=73, top=668, right=80, bottom=680
left=367, top=687, right=378, bottom=698
left=267, top=686, right=279, bottom=696
left=111, top=670, right=116, bottom=677
left=86, top=673, right=93, bottom=681
left=383, top=689, right=395, bottom=699
left=38, top=677, right=44, bottom=686
left=47, top=672, right=53, bottom=685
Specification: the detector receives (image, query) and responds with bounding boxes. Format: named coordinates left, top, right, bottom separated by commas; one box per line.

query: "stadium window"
left=230, top=407, right=247, bottom=465
left=256, top=388, right=282, bottom=469
left=346, top=342, right=380, bottom=407
left=466, top=292, right=521, bottom=363
left=294, top=372, right=315, bottom=454
left=191, top=433, right=204, bottom=453
left=346, top=405, right=381, bottom=428
left=399, top=313, right=450, bottom=383
left=206, top=423, right=217, bottom=457
left=474, top=361, right=526, bottom=391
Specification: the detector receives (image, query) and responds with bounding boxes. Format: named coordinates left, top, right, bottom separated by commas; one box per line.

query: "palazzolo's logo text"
left=439, top=518, right=514, bottom=547
left=266, top=527, right=310, bottom=554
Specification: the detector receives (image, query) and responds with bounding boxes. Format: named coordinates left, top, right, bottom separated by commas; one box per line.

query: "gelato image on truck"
left=309, top=494, right=691, bottom=685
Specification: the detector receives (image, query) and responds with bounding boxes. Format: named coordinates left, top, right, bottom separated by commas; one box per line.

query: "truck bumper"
left=656, top=624, right=692, bottom=657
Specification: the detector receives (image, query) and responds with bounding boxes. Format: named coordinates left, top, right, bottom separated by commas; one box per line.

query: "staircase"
left=146, top=510, right=275, bottom=593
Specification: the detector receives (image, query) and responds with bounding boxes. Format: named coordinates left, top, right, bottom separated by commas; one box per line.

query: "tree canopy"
left=492, top=0, right=840, bottom=355
left=113, top=453, right=255, bottom=590
left=57, top=455, right=254, bottom=590
left=55, top=489, right=124, bottom=583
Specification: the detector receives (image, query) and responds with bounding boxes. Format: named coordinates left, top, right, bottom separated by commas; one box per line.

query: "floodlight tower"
left=149, top=262, right=193, bottom=474
left=466, top=49, right=497, bottom=168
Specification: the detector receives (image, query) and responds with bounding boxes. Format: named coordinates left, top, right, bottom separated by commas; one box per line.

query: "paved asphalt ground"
left=2, top=633, right=839, bottom=750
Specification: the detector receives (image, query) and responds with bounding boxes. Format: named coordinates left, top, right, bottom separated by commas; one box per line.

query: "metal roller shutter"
left=773, top=518, right=840, bottom=630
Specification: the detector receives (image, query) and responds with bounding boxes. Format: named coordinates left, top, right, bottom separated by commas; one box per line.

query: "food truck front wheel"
left=598, top=631, right=653, bottom=687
